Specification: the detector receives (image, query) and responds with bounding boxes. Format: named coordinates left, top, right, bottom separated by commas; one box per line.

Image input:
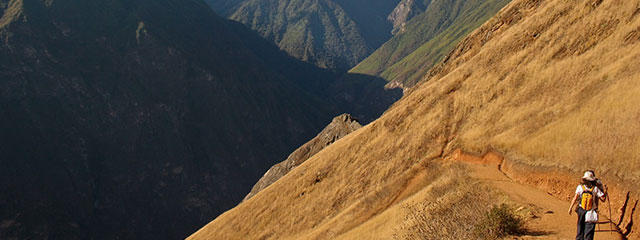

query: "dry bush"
left=393, top=164, right=524, bottom=240
left=393, top=165, right=490, bottom=240
left=475, top=204, right=524, bottom=239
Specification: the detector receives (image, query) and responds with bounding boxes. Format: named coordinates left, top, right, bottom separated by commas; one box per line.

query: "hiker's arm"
left=568, top=193, right=578, bottom=215
left=599, top=185, right=608, bottom=201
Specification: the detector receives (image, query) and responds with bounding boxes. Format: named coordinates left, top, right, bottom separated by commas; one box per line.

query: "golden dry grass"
left=189, top=0, right=640, bottom=239
left=0, top=0, right=23, bottom=28
left=391, top=164, right=510, bottom=240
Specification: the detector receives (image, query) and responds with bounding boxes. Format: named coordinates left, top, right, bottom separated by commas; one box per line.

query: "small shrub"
left=393, top=165, right=526, bottom=240
left=393, top=166, right=488, bottom=240
left=474, top=204, right=524, bottom=239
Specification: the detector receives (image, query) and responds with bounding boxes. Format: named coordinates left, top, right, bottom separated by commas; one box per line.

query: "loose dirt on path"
left=467, top=163, right=623, bottom=240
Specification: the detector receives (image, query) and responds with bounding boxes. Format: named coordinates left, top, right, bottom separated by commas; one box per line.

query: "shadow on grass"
left=520, top=229, right=555, bottom=236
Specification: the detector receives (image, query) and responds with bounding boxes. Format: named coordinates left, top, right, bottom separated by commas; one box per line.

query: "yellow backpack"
left=580, top=185, right=595, bottom=211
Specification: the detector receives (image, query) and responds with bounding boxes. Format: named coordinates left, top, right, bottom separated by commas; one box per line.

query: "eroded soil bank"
left=450, top=149, right=635, bottom=239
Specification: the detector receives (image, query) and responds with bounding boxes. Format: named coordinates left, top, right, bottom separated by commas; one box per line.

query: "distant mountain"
left=350, top=0, right=510, bottom=89
left=0, top=0, right=398, bottom=239
left=223, top=0, right=400, bottom=71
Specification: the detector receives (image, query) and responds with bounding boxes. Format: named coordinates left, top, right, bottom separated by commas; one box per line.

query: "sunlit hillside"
left=350, top=0, right=510, bottom=89
left=189, top=0, right=640, bottom=239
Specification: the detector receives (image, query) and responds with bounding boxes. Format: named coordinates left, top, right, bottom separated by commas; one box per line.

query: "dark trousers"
left=576, top=207, right=596, bottom=240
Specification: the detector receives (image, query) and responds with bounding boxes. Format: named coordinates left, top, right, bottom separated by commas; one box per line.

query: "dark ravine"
left=0, top=0, right=398, bottom=239
left=244, top=113, right=362, bottom=201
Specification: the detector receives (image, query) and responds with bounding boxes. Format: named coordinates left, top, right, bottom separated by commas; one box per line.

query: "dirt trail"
left=467, top=162, right=623, bottom=240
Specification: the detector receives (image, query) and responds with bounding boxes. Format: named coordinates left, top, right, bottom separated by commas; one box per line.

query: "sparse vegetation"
left=475, top=204, right=524, bottom=239
left=392, top=165, right=524, bottom=240
left=393, top=167, right=488, bottom=239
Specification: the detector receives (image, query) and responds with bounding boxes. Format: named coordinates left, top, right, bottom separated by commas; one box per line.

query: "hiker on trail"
left=568, top=170, right=607, bottom=240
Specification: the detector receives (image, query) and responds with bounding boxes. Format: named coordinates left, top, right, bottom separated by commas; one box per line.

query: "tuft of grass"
left=393, top=164, right=494, bottom=240
left=475, top=204, right=524, bottom=239
left=0, top=0, right=23, bottom=28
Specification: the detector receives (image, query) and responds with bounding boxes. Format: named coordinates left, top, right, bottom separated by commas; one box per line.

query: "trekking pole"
left=607, top=185, right=613, bottom=235
left=608, top=197, right=613, bottom=234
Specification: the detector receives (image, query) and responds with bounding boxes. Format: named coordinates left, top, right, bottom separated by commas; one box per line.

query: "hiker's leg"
left=584, top=222, right=596, bottom=240
left=576, top=208, right=586, bottom=240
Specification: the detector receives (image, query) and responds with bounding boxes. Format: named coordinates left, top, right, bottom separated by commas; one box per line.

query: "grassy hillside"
left=227, top=0, right=399, bottom=71
left=350, top=0, right=510, bottom=89
left=189, top=0, right=640, bottom=238
left=379, top=0, right=510, bottom=88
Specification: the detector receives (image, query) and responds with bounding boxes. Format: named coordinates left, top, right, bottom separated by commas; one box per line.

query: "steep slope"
left=244, top=113, right=361, bottom=201
left=350, top=0, right=510, bottom=89
left=0, top=0, right=394, bottom=239
left=189, top=0, right=640, bottom=239
left=227, top=0, right=400, bottom=70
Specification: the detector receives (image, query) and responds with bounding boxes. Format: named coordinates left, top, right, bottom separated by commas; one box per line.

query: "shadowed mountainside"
left=189, top=0, right=640, bottom=239
left=203, top=0, right=244, bottom=15
left=223, top=0, right=400, bottom=71
left=0, top=0, right=398, bottom=239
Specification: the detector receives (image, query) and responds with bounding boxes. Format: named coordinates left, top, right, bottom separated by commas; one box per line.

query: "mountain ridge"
left=225, top=0, right=400, bottom=70
left=0, top=0, right=397, bottom=239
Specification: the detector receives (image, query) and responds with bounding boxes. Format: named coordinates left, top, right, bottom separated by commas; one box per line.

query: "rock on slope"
left=387, top=0, right=430, bottom=35
left=188, top=0, right=640, bottom=239
left=243, top=114, right=362, bottom=201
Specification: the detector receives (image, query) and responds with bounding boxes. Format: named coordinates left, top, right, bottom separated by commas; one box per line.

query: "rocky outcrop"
left=387, top=0, right=429, bottom=35
left=243, top=114, right=362, bottom=201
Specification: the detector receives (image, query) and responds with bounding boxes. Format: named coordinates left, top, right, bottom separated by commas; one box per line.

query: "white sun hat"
left=582, top=171, right=596, bottom=181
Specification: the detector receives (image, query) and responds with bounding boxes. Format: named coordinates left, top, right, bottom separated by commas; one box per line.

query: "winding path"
left=467, top=163, right=622, bottom=239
